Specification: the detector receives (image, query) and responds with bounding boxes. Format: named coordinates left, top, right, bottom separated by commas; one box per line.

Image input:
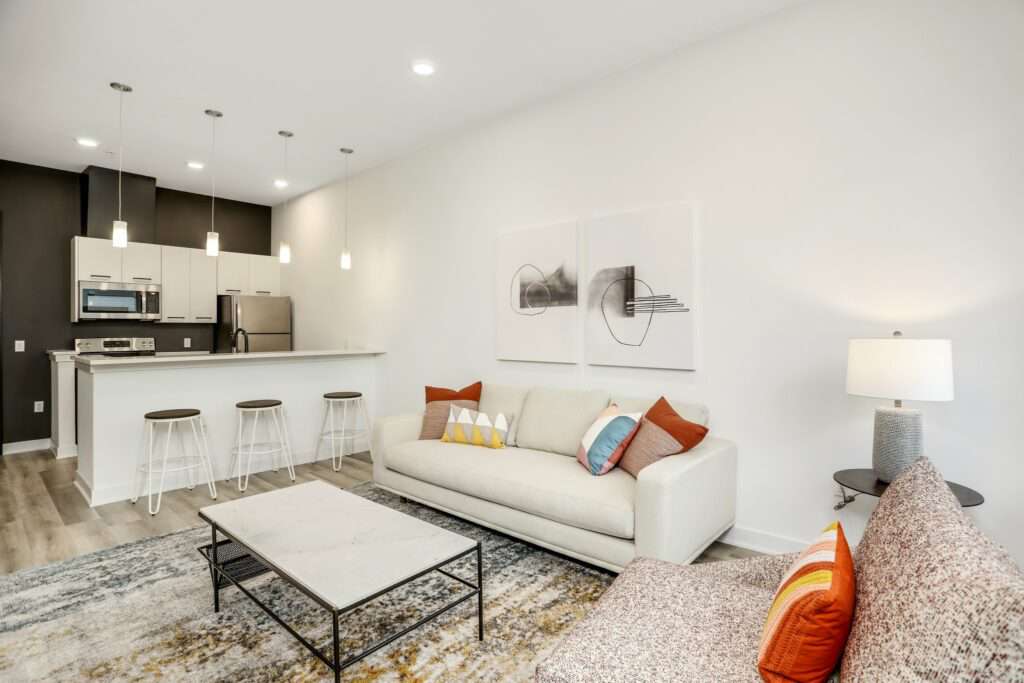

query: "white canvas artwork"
left=495, top=221, right=579, bottom=363
left=584, top=204, right=697, bottom=370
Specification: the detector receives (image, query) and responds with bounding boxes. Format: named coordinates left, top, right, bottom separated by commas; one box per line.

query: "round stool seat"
left=324, top=391, right=362, bottom=400
left=236, top=399, right=282, bottom=409
left=145, top=408, right=200, bottom=420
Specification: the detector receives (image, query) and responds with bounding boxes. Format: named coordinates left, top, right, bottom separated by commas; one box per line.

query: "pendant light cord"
left=344, top=151, right=350, bottom=250
left=210, top=116, right=217, bottom=232
left=117, top=89, right=124, bottom=221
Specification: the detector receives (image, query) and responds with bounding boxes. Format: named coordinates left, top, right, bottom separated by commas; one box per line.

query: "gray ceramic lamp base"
left=872, top=407, right=923, bottom=483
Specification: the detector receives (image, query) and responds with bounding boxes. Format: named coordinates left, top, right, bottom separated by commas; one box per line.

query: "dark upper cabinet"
left=80, top=165, right=157, bottom=243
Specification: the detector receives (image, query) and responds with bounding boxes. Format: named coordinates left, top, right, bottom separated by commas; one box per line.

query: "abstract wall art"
left=584, top=204, right=697, bottom=370
left=495, top=221, right=579, bottom=363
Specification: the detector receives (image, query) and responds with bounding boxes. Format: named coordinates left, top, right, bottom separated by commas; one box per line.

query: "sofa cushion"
left=611, top=395, right=709, bottom=426
left=840, top=458, right=1024, bottom=681
left=516, top=387, right=610, bottom=456
left=419, top=399, right=477, bottom=440
left=384, top=439, right=635, bottom=538
left=536, top=556, right=787, bottom=683
left=479, top=383, right=529, bottom=446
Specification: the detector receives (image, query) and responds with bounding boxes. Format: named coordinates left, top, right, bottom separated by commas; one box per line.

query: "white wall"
left=274, top=0, right=1024, bottom=561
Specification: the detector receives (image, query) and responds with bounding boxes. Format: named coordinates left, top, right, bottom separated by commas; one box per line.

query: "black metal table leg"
left=212, top=525, right=220, bottom=613
left=476, top=542, right=484, bottom=641
left=333, top=612, right=341, bottom=683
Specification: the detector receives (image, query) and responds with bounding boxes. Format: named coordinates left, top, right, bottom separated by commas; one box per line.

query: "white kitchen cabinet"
left=189, top=249, right=218, bottom=322
left=249, top=254, right=281, bottom=296
left=160, top=246, right=190, bottom=322
left=122, top=242, right=162, bottom=284
left=75, top=236, right=122, bottom=282
left=217, top=251, right=249, bottom=294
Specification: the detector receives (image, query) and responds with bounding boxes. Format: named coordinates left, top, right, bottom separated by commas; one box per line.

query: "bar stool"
left=131, top=408, right=218, bottom=515
left=315, top=391, right=371, bottom=471
left=226, top=399, right=297, bottom=492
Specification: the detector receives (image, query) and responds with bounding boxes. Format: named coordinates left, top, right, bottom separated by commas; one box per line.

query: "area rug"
left=0, top=485, right=615, bottom=682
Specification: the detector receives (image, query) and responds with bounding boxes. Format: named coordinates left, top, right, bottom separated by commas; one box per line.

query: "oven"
left=78, top=281, right=161, bottom=320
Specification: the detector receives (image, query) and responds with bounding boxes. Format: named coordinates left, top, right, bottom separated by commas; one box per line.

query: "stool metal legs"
left=227, top=405, right=296, bottom=492
left=315, top=397, right=371, bottom=472
left=131, top=416, right=217, bottom=515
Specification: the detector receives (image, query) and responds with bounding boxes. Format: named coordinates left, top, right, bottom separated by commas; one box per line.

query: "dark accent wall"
left=0, top=159, right=271, bottom=444
left=81, top=166, right=157, bottom=242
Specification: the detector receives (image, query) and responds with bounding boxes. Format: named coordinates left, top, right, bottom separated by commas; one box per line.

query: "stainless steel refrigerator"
left=215, top=295, right=292, bottom=352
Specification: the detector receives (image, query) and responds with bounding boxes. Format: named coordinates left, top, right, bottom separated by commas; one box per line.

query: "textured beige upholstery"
left=515, top=387, right=610, bottom=456
left=385, top=439, right=636, bottom=538
left=478, top=383, right=530, bottom=446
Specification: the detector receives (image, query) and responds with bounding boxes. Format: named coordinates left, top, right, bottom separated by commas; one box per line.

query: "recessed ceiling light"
left=76, top=137, right=99, bottom=148
left=274, top=179, right=289, bottom=189
left=411, top=60, right=435, bottom=76
left=187, top=160, right=205, bottom=170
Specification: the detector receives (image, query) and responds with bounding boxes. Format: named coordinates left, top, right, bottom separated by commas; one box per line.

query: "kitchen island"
left=74, top=349, right=385, bottom=506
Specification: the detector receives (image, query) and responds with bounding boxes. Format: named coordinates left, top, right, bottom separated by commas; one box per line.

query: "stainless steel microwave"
left=76, top=281, right=161, bottom=321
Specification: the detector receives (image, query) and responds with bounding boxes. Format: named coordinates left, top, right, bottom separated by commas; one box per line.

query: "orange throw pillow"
left=758, top=522, right=856, bottom=683
left=645, top=396, right=708, bottom=452
left=425, top=381, right=482, bottom=404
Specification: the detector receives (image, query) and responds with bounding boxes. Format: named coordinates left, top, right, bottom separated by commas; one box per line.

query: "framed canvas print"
left=584, top=203, right=697, bottom=370
left=495, top=221, right=579, bottom=363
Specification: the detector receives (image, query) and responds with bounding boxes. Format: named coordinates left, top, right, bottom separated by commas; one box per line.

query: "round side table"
left=833, top=468, right=984, bottom=510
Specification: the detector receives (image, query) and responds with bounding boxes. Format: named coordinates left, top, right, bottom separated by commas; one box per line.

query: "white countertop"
left=75, top=348, right=384, bottom=372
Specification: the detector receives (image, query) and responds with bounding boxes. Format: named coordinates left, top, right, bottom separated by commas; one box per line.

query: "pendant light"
left=339, top=147, right=354, bottom=270
left=277, top=130, right=293, bottom=264
left=204, top=109, right=223, bottom=256
left=110, top=82, right=132, bottom=248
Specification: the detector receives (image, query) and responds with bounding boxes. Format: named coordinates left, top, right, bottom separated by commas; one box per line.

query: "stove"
left=74, top=337, right=156, bottom=357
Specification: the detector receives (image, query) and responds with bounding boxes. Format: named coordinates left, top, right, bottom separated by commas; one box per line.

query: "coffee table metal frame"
left=198, top=514, right=484, bottom=683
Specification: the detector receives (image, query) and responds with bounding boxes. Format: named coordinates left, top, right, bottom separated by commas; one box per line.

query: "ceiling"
left=0, top=0, right=800, bottom=206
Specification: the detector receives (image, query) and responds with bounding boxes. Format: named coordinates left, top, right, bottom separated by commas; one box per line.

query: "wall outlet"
left=14, top=340, right=25, bottom=352
left=183, top=337, right=192, bottom=349
left=34, top=401, right=44, bottom=413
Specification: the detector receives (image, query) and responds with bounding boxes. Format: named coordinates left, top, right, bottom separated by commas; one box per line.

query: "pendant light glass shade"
left=206, top=231, right=220, bottom=256
left=340, top=250, right=351, bottom=270
left=205, top=109, right=223, bottom=256
left=112, top=221, right=128, bottom=248
left=279, top=242, right=291, bottom=264
left=110, top=82, right=132, bottom=247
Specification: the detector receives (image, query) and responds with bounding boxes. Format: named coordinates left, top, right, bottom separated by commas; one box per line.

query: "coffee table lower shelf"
left=198, top=526, right=484, bottom=682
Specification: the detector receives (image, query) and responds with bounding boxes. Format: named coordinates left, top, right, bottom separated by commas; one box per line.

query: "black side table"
left=833, top=468, right=984, bottom=510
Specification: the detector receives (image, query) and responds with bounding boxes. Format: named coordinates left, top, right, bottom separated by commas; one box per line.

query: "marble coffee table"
left=198, top=481, right=482, bottom=682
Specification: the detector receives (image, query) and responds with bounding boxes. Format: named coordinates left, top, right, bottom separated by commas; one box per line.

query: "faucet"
left=232, top=328, right=249, bottom=353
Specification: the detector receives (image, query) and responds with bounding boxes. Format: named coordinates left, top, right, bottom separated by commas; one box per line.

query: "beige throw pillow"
left=419, top=400, right=478, bottom=439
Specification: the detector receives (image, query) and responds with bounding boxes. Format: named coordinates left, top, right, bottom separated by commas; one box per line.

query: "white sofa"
left=371, top=384, right=737, bottom=572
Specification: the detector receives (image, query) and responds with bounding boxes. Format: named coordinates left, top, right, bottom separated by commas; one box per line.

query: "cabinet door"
left=76, top=236, right=123, bottom=282
left=249, top=254, right=281, bottom=296
left=122, top=242, right=162, bottom=284
left=217, top=251, right=250, bottom=294
left=159, top=246, right=190, bottom=322
left=189, top=249, right=218, bottom=322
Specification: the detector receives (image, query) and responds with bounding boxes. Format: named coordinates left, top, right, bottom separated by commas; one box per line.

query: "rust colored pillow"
left=758, top=522, right=856, bottom=683
left=644, top=396, right=708, bottom=452
left=420, top=382, right=483, bottom=439
left=425, top=381, right=482, bottom=404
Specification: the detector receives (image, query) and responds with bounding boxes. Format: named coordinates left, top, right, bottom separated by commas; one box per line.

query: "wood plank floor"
left=0, top=449, right=373, bottom=575
left=0, top=449, right=756, bottom=576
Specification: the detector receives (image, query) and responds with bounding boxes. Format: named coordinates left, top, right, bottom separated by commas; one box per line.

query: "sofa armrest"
left=371, top=413, right=423, bottom=482
left=635, top=436, right=738, bottom=565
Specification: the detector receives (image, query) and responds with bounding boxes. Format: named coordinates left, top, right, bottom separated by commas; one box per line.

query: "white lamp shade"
left=846, top=338, right=954, bottom=402
left=279, top=242, right=291, bottom=264
left=206, top=231, right=220, bottom=256
left=340, top=250, right=352, bottom=270
left=111, top=220, right=128, bottom=248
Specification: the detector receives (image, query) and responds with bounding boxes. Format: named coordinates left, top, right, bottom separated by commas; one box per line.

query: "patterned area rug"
left=0, top=485, right=615, bottom=681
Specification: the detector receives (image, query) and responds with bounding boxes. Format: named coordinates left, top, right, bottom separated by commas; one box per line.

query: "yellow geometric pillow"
left=441, top=405, right=511, bottom=449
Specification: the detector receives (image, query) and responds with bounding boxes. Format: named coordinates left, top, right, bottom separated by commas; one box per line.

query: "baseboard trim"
left=2, top=438, right=54, bottom=455
left=721, top=525, right=809, bottom=555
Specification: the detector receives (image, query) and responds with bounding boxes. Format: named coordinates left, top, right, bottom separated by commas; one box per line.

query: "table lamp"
left=846, top=331, right=954, bottom=482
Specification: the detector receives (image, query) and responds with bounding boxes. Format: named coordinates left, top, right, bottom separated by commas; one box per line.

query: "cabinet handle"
left=132, top=277, right=153, bottom=281
left=89, top=274, right=112, bottom=279
left=256, top=290, right=271, bottom=294
left=195, top=316, right=213, bottom=320
left=166, top=316, right=185, bottom=320
left=226, top=289, right=241, bottom=293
